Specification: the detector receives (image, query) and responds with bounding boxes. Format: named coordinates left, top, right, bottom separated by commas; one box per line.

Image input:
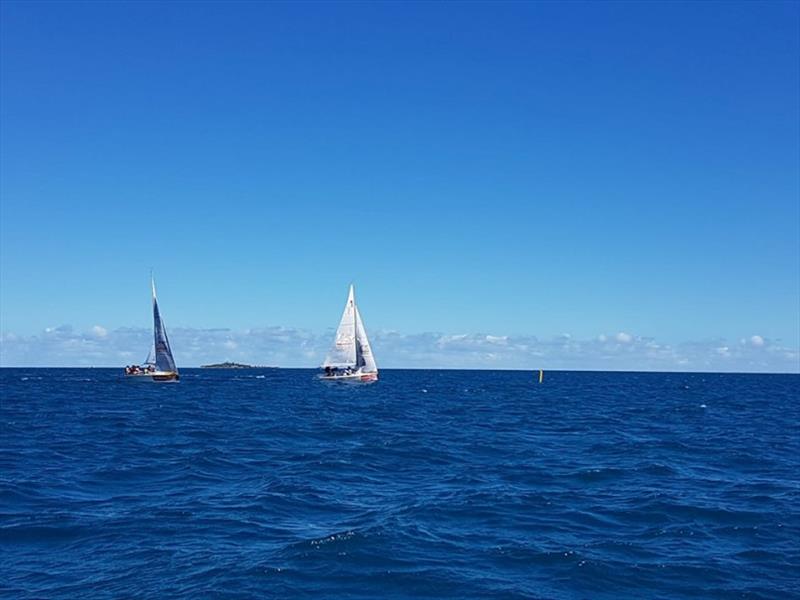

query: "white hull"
left=319, top=371, right=378, bottom=383
left=124, top=371, right=180, bottom=382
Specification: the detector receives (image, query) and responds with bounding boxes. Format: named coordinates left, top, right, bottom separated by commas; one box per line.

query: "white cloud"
left=0, top=326, right=797, bottom=373
left=750, top=335, right=765, bottom=347
left=615, top=332, right=633, bottom=344
left=90, top=325, right=108, bottom=338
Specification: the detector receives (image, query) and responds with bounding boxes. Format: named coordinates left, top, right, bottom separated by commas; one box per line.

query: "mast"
left=352, top=284, right=364, bottom=369
left=151, top=274, right=157, bottom=354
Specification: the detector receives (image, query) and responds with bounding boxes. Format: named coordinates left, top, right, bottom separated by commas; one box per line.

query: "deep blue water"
left=1, top=368, right=798, bottom=599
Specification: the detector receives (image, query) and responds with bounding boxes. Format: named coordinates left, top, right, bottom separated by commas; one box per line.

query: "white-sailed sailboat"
left=320, top=284, right=378, bottom=382
left=124, top=277, right=180, bottom=382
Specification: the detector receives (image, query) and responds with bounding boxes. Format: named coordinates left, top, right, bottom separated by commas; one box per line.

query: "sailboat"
left=124, top=277, right=180, bottom=382
left=320, top=284, right=378, bottom=382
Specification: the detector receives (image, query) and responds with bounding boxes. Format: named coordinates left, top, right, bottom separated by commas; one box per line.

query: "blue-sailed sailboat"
left=124, top=277, right=179, bottom=382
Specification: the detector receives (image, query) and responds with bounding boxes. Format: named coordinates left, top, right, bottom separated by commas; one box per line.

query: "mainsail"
left=324, top=285, right=357, bottom=367
left=323, top=285, right=377, bottom=373
left=151, top=278, right=177, bottom=373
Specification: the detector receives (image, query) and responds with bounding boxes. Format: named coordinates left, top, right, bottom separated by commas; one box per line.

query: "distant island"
left=200, top=362, right=278, bottom=369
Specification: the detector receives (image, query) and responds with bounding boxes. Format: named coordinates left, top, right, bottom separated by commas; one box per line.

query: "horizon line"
left=1, top=366, right=798, bottom=375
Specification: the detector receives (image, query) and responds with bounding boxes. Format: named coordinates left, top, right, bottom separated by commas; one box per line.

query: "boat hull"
left=319, top=371, right=378, bottom=383
left=124, top=371, right=180, bottom=382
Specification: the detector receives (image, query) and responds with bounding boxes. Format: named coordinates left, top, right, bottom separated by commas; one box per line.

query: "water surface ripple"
left=1, top=369, right=798, bottom=599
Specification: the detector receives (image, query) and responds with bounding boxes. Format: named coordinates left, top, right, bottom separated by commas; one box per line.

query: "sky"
left=1, top=1, right=798, bottom=371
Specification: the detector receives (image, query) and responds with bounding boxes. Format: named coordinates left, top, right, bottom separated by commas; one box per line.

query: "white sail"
left=143, top=347, right=156, bottom=366
left=354, top=305, right=377, bottom=373
left=323, top=285, right=357, bottom=367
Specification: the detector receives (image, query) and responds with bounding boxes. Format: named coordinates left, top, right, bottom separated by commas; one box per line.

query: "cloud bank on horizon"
left=1, top=325, right=797, bottom=373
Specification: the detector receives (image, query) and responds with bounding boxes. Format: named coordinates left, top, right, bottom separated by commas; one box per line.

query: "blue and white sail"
left=151, top=278, right=177, bottom=373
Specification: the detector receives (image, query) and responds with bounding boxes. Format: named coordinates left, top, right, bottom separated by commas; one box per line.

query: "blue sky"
left=1, top=1, right=798, bottom=370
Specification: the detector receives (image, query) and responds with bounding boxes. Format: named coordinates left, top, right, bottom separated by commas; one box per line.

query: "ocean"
left=1, top=368, right=798, bottom=599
